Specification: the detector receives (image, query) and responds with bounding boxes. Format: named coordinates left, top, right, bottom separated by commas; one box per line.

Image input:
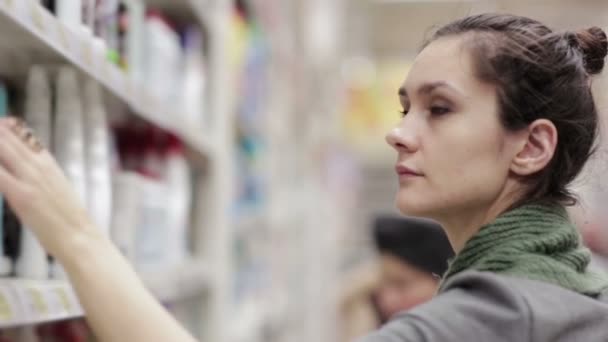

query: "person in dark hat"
left=371, top=215, right=454, bottom=323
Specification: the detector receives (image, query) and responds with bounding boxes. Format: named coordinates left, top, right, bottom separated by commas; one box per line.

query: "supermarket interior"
left=0, top=0, right=607, bottom=341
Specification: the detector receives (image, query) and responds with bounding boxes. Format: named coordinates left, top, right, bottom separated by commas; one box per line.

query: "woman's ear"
left=510, top=119, right=558, bottom=176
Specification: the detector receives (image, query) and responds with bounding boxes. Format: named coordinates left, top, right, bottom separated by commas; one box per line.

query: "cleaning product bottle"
left=16, top=66, right=52, bottom=279
left=52, top=67, right=88, bottom=278
left=56, top=0, right=83, bottom=30
left=0, top=82, right=13, bottom=276
left=124, top=0, right=145, bottom=83
left=165, top=134, right=192, bottom=266
left=83, top=80, right=112, bottom=237
left=181, top=27, right=207, bottom=127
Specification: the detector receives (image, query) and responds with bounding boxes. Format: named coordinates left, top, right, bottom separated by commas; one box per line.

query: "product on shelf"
left=0, top=81, right=12, bottom=276
left=143, top=11, right=182, bottom=104
left=56, top=0, right=83, bottom=31
left=165, top=134, right=192, bottom=266
left=52, top=67, right=87, bottom=279
left=110, top=171, right=140, bottom=262
left=38, top=0, right=209, bottom=129
left=54, top=67, right=88, bottom=205
left=83, top=79, right=113, bottom=237
left=124, top=0, right=146, bottom=83
left=181, top=26, right=207, bottom=125
left=112, top=123, right=193, bottom=271
left=17, top=66, right=53, bottom=279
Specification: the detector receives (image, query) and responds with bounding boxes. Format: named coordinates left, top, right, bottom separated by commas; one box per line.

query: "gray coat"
left=359, top=271, right=608, bottom=341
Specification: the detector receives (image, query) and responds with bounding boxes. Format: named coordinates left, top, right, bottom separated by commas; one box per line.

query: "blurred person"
left=340, top=216, right=452, bottom=342
left=1, top=12, right=608, bottom=342
left=371, top=215, right=453, bottom=323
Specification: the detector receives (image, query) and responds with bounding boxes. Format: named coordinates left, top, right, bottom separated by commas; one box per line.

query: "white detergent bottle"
left=56, top=0, right=83, bottom=30
left=52, top=67, right=88, bottom=278
left=83, top=80, right=112, bottom=237
left=16, top=66, right=52, bottom=279
left=165, top=135, right=192, bottom=266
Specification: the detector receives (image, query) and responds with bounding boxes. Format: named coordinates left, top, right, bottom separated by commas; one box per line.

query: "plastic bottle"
left=0, top=82, right=12, bottom=276
left=52, top=67, right=87, bottom=278
left=110, top=171, right=141, bottom=263
left=16, top=66, right=52, bottom=279
left=181, top=27, right=207, bottom=127
left=165, top=135, right=192, bottom=265
left=56, top=0, right=83, bottom=30
left=124, top=0, right=145, bottom=83
left=83, top=80, right=112, bottom=237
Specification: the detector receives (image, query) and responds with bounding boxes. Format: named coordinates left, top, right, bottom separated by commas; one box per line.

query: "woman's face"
left=386, top=36, right=520, bottom=219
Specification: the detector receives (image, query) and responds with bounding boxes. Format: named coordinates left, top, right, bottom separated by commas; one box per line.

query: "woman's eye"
left=430, top=106, right=450, bottom=115
left=399, top=109, right=409, bottom=117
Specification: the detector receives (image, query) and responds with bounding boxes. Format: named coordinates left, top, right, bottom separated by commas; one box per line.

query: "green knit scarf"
left=438, top=203, right=608, bottom=296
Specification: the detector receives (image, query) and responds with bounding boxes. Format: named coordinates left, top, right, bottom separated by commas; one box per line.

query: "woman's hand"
left=0, top=117, right=98, bottom=259
left=0, top=118, right=198, bottom=342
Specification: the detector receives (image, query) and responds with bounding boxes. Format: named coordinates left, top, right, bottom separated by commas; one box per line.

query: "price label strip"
left=0, top=285, right=18, bottom=326
left=24, top=286, right=48, bottom=321
left=27, top=1, right=45, bottom=33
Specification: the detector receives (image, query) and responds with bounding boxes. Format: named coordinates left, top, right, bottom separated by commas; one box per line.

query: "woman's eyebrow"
left=398, top=81, right=464, bottom=98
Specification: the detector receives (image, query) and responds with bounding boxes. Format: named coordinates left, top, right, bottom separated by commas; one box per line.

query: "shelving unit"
left=0, top=0, right=341, bottom=340
left=0, top=0, right=212, bottom=166
left=0, top=0, right=234, bottom=340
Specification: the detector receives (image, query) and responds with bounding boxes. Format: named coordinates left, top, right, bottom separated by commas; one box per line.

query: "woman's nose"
left=386, top=122, right=417, bottom=153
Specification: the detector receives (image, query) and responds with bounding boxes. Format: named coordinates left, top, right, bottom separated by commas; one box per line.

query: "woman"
left=0, top=12, right=607, bottom=342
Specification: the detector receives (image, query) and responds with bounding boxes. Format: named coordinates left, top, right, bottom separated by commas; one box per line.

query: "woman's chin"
left=395, top=193, right=433, bottom=218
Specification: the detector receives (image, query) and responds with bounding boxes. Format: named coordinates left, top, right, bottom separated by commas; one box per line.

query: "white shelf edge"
left=0, top=0, right=212, bottom=164
left=0, top=279, right=83, bottom=329
left=0, top=259, right=211, bottom=329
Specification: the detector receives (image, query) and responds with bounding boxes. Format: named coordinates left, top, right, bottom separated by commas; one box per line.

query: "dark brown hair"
left=426, top=13, right=608, bottom=206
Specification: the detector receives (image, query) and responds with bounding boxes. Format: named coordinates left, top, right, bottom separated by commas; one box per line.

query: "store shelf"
left=141, top=260, right=212, bottom=303
left=0, top=279, right=83, bottom=329
left=0, top=260, right=211, bottom=329
left=0, top=0, right=212, bottom=165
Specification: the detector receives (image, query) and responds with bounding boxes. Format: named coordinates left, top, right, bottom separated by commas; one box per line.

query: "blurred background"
left=0, top=0, right=607, bottom=341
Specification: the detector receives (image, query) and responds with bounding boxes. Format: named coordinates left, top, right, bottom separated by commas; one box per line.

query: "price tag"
left=9, top=0, right=29, bottom=24
left=28, top=1, right=45, bottom=33
left=2, top=0, right=18, bottom=16
left=40, top=6, right=62, bottom=48
left=38, top=285, right=70, bottom=318
left=126, top=79, right=135, bottom=101
left=109, top=65, right=125, bottom=95
left=0, top=286, right=16, bottom=324
left=112, top=66, right=127, bottom=96
left=56, top=21, right=71, bottom=53
left=67, top=26, right=84, bottom=63
left=81, top=39, right=94, bottom=70
left=13, top=284, right=49, bottom=324
left=100, top=60, right=112, bottom=89
left=54, top=286, right=72, bottom=313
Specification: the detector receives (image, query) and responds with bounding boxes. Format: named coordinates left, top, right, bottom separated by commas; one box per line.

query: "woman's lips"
left=395, top=165, right=423, bottom=180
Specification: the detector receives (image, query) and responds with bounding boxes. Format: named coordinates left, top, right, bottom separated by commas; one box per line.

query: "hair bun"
left=575, top=26, right=608, bottom=75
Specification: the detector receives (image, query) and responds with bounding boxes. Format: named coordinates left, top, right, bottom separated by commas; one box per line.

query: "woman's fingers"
left=0, top=118, right=43, bottom=179
left=0, top=164, right=22, bottom=199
